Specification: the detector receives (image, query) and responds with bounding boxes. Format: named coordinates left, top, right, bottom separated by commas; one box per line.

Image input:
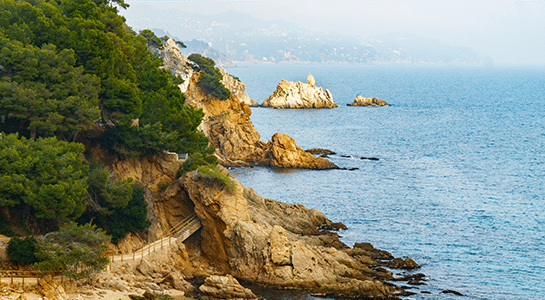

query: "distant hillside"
left=123, top=4, right=493, bottom=65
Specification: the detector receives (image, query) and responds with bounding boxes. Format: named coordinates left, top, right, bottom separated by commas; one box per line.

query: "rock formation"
left=150, top=38, right=196, bottom=93
left=184, top=72, right=338, bottom=169
left=347, top=95, right=390, bottom=106
left=219, top=68, right=258, bottom=107
left=262, top=74, right=337, bottom=108
left=179, top=165, right=417, bottom=298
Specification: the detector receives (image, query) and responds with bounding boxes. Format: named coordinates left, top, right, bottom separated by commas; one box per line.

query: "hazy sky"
left=124, top=0, right=545, bottom=65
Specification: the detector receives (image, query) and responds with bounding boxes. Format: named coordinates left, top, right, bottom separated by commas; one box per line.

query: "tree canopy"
left=0, top=0, right=209, bottom=157
left=0, top=133, right=88, bottom=221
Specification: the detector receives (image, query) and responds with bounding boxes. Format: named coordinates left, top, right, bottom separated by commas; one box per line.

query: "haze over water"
left=227, top=64, right=545, bottom=299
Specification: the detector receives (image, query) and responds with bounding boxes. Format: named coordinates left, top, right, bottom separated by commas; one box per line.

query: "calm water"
left=225, top=64, right=545, bottom=300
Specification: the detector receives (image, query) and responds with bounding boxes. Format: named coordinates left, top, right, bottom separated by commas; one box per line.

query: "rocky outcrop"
left=185, top=72, right=338, bottom=169
left=199, top=275, right=263, bottom=300
left=347, top=95, right=390, bottom=106
left=151, top=38, right=195, bottom=93
left=262, top=74, right=337, bottom=108
left=219, top=68, right=258, bottom=107
left=180, top=165, right=417, bottom=298
left=268, top=133, right=338, bottom=169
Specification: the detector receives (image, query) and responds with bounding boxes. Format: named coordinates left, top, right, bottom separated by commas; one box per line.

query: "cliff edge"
left=184, top=72, right=338, bottom=169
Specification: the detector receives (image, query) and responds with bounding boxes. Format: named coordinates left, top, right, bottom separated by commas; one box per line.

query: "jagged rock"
left=267, top=133, right=339, bottom=169
left=180, top=169, right=402, bottom=297
left=262, top=74, right=337, bottom=108
left=199, top=275, right=263, bottom=300
left=387, top=257, right=421, bottom=270
left=219, top=68, right=258, bottom=107
left=306, top=148, right=336, bottom=155
left=37, top=275, right=67, bottom=300
left=137, top=258, right=154, bottom=276
left=159, top=271, right=196, bottom=293
left=184, top=73, right=338, bottom=169
left=150, top=38, right=194, bottom=93
left=347, top=95, right=390, bottom=106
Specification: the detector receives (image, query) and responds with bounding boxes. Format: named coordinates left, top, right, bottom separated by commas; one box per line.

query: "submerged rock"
left=262, top=74, right=337, bottom=108
left=347, top=95, right=390, bottom=106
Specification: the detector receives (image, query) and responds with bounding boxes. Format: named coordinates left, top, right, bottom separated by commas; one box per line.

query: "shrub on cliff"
left=196, top=165, right=236, bottom=194
left=188, top=54, right=231, bottom=100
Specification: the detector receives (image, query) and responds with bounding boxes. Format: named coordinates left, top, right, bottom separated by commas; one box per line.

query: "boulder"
left=267, top=133, right=339, bottom=169
left=347, top=95, right=390, bottom=106
left=199, top=275, right=263, bottom=299
left=262, top=74, right=337, bottom=108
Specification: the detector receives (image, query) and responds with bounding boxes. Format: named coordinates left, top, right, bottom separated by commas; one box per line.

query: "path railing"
left=108, top=213, right=201, bottom=268
left=0, top=213, right=202, bottom=281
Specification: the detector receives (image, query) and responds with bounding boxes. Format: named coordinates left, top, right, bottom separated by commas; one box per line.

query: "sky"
left=122, top=0, right=545, bottom=65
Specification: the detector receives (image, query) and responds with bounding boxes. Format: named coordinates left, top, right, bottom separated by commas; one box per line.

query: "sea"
left=224, top=64, right=545, bottom=300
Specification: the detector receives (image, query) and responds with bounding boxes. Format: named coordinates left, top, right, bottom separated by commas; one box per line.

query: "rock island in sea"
left=347, top=95, right=390, bottom=106
left=262, top=73, right=338, bottom=108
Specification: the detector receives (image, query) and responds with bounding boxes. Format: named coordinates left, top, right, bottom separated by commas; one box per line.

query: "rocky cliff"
left=219, top=68, right=258, bottom=107
left=150, top=38, right=196, bottom=93
left=74, top=152, right=421, bottom=299
left=184, top=72, right=337, bottom=169
left=262, top=74, right=337, bottom=108
left=348, top=95, right=390, bottom=106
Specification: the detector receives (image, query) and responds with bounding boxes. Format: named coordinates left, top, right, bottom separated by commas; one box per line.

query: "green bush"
left=197, top=165, right=236, bottom=194
left=188, top=54, right=231, bottom=100
left=7, top=237, right=38, bottom=265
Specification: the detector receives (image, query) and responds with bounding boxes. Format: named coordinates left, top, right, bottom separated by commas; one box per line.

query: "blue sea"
left=224, top=64, right=545, bottom=300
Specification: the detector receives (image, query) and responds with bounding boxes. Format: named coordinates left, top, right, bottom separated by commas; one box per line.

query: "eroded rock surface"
left=219, top=68, right=258, bottom=107
left=180, top=166, right=416, bottom=298
left=185, top=72, right=338, bottom=169
left=347, top=95, right=390, bottom=106
left=262, top=74, right=337, bottom=108
left=150, top=38, right=195, bottom=93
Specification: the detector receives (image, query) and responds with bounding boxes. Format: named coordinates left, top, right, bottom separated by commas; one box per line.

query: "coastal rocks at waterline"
left=268, top=133, right=338, bottom=169
left=347, top=95, right=390, bottom=106
left=184, top=72, right=338, bottom=169
left=262, top=74, right=337, bottom=108
left=219, top=68, right=258, bottom=107
left=180, top=166, right=418, bottom=298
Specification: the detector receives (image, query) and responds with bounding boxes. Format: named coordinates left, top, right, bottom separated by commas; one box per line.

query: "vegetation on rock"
left=196, top=165, right=236, bottom=194
left=188, top=54, right=231, bottom=100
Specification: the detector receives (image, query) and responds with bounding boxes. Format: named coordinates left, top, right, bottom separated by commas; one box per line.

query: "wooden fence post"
left=161, top=237, right=163, bottom=249
left=133, top=250, right=135, bottom=261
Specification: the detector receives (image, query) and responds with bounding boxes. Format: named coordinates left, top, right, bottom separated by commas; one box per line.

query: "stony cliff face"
left=348, top=95, right=390, bottom=106
left=179, top=165, right=417, bottom=298
left=219, top=68, right=258, bottom=107
left=262, top=74, right=337, bottom=108
left=151, top=38, right=195, bottom=93
left=184, top=72, right=338, bottom=169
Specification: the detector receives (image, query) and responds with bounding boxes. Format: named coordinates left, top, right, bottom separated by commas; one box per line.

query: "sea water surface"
left=224, top=64, right=545, bottom=300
